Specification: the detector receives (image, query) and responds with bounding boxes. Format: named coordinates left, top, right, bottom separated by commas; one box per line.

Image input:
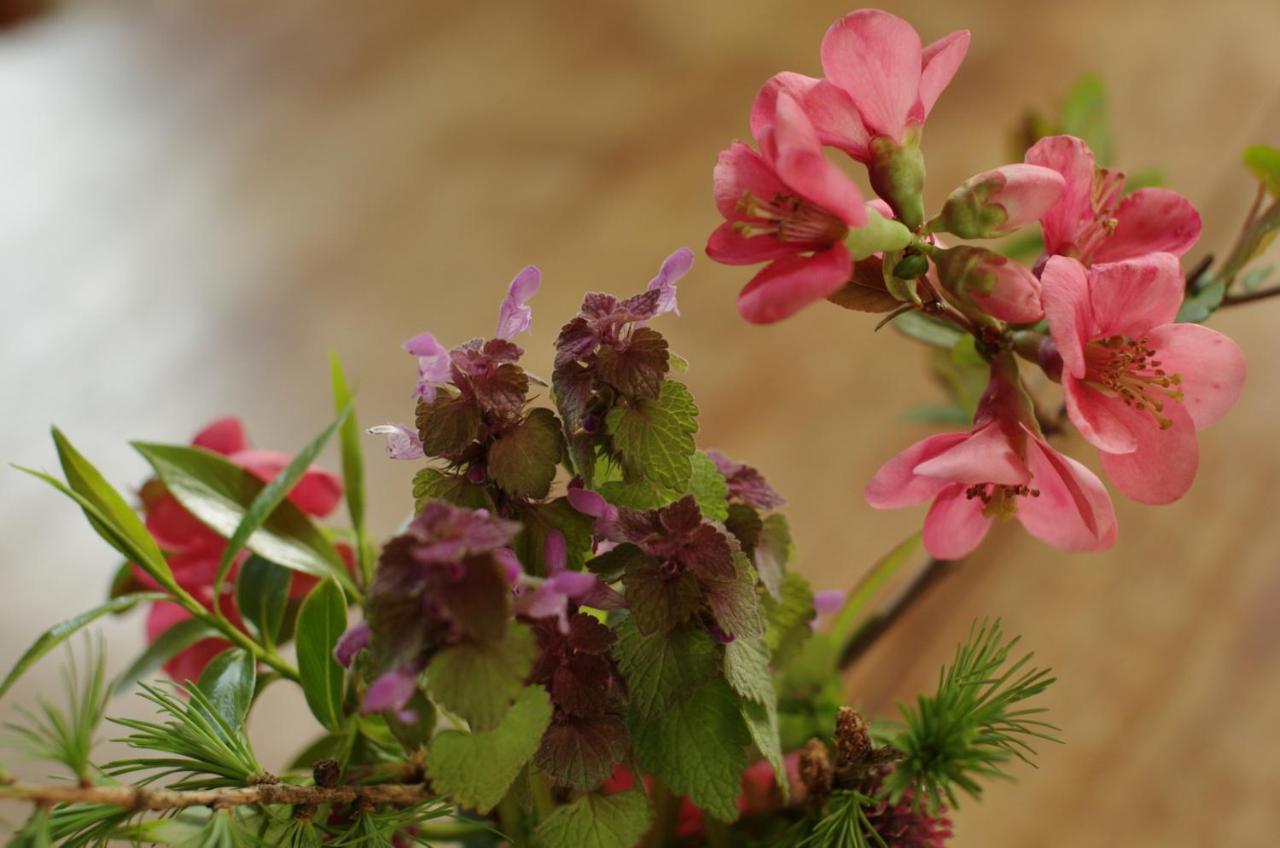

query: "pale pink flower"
left=938, top=163, right=1065, bottom=239
left=647, top=247, right=694, bottom=317
left=404, top=331, right=452, bottom=402
left=368, top=423, right=425, bottom=460
left=866, top=362, right=1116, bottom=559
left=1041, top=254, right=1246, bottom=504
left=708, top=92, right=868, bottom=324
left=1026, top=135, right=1202, bottom=265
left=495, top=265, right=541, bottom=341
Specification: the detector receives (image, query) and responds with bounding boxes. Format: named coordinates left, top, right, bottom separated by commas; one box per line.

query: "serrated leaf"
left=534, top=713, right=630, bottom=790
left=723, top=636, right=772, bottom=705
left=689, top=451, right=729, bottom=522
left=426, top=685, right=553, bottom=813
left=596, top=327, right=670, bottom=400
left=613, top=618, right=717, bottom=719
left=606, top=380, right=698, bottom=490
left=488, top=407, right=564, bottom=499
left=330, top=354, right=369, bottom=584
left=621, top=558, right=702, bottom=635
left=417, top=392, right=483, bottom=458
left=703, top=553, right=765, bottom=640
left=236, top=556, right=291, bottom=648
left=754, top=513, right=792, bottom=601
left=535, top=789, right=652, bottom=848
left=131, top=443, right=352, bottom=590
left=1244, top=144, right=1280, bottom=198
left=0, top=593, right=163, bottom=701
left=741, top=697, right=788, bottom=803
left=114, top=618, right=219, bottom=695
left=296, top=580, right=347, bottom=731
left=631, top=677, right=750, bottom=822
left=827, top=256, right=900, bottom=313
left=427, top=624, right=537, bottom=731
left=214, top=404, right=351, bottom=594
left=49, top=429, right=173, bottom=589
left=765, top=571, right=815, bottom=667
left=411, top=467, right=495, bottom=513
left=197, top=648, right=257, bottom=727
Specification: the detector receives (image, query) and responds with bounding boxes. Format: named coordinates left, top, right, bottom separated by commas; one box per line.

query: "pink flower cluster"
left=709, top=9, right=1246, bottom=559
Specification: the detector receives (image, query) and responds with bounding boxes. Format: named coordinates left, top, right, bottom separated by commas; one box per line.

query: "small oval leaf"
left=296, top=580, right=348, bottom=731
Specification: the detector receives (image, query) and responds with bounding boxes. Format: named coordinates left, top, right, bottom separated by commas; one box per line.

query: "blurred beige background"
left=2, top=0, right=1279, bottom=844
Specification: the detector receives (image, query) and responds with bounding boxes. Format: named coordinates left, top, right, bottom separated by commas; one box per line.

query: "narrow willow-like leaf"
left=50, top=427, right=174, bottom=588
left=330, top=354, right=370, bottom=585
left=235, top=556, right=291, bottom=649
left=296, top=580, right=347, bottom=731
left=197, top=648, right=257, bottom=727
left=0, top=593, right=163, bottom=701
left=114, top=618, right=220, bottom=694
left=830, top=532, right=922, bottom=647
left=130, top=443, right=353, bottom=592
left=212, top=404, right=352, bottom=596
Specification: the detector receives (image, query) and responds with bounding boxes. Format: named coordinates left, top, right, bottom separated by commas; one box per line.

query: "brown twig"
left=838, top=557, right=959, bottom=669
left=1221, top=284, right=1280, bottom=307
left=0, top=780, right=434, bottom=812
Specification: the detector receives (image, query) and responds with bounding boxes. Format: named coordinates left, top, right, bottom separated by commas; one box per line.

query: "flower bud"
left=936, top=163, right=1064, bottom=239
left=892, top=251, right=930, bottom=280
left=933, top=245, right=1044, bottom=324
left=867, top=133, right=927, bottom=230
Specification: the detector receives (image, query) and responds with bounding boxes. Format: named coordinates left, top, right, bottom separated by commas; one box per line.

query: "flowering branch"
left=1221, top=284, right=1280, bottom=306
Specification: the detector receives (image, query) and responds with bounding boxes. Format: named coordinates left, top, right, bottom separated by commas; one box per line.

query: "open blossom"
left=1026, top=135, right=1202, bottom=266
left=494, top=265, right=541, bottom=341
left=708, top=91, right=868, bottom=324
left=1041, top=254, right=1246, bottom=504
left=866, top=358, right=1116, bottom=559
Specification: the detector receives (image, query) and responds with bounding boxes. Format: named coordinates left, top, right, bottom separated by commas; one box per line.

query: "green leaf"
left=764, top=571, right=815, bottom=667
left=535, top=713, right=630, bottom=791
left=384, top=690, right=437, bottom=754
left=622, top=557, right=703, bottom=635
left=830, top=533, right=921, bottom=646
left=0, top=593, right=163, bottom=701
left=412, top=467, right=495, bottom=513
left=631, top=677, right=750, bottom=822
left=1060, top=73, right=1111, bottom=166
left=1240, top=264, right=1273, bottom=292
left=930, top=335, right=988, bottom=417
left=828, top=256, right=901, bottom=313
left=330, top=354, right=369, bottom=584
left=1176, top=278, right=1226, bottom=323
left=235, top=557, right=291, bottom=648
left=723, top=636, right=773, bottom=705
left=296, top=580, right=347, bottom=731
left=891, top=311, right=963, bottom=349
left=741, top=698, right=788, bottom=803
left=132, top=442, right=352, bottom=591
left=1244, top=144, right=1280, bottom=198
left=214, top=405, right=352, bottom=594
left=114, top=618, right=219, bottom=694
left=535, top=789, right=652, bottom=848
left=487, top=407, right=565, bottom=499
left=511, top=498, right=596, bottom=575
left=49, top=429, right=173, bottom=588
left=753, top=513, right=793, bottom=601
left=613, top=618, right=717, bottom=719
left=689, top=451, right=729, bottom=522
left=426, top=624, right=537, bottom=731
left=426, top=685, right=553, bottom=813
left=606, top=380, right=698, bottom=490
left=417, top=392, right=483, bottom=457
left=197, top=648, right=257, bottom=727
left=596, top=326, right=670, bottom=400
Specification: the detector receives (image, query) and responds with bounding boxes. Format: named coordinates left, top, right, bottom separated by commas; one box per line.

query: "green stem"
left=641, top=777, right=680, bottom=848
left=415, top=820, right=496, bottom=840
left=171, top=585, right=300, bottom=681
left=1220, top=198, right=1280, bottom=288
left=529, top=767, right=555, bottom=822
left=496, top=791, right=525, bottom=846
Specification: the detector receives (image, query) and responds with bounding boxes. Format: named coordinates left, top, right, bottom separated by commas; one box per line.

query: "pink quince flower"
left=751, top=11, right=969, bottom=160
left=708, top=91, right=868, bottom=324
left=866, top=359, right=1117, bottom=559
left=1040, top=253, right=1246, bottom=504
left=1026, top=135, right=1202, bottom=266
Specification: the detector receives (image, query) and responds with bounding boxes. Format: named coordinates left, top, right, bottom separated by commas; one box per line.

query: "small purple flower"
left=493, top=547, right=523, bottom=584
left=495, top=265, right=541, bottom=341
left=333, top=621, right=371, bottom=668
left=544, top=529, right=568, bottom=574
left=646, top=247, right=694, bottom=318
left=404, top=332, right=452, bottom=402
left=362, top=668, right=418, bottom=714
left=566, top=482, right=620, bottom=537
left=515, top=570, right=599, bottom=633
left=368, top=424, right=425, bottom=460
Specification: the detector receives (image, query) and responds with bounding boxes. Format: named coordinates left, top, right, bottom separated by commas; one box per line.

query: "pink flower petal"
left=768, top=93, right=867, bottom=228
left=363, top=670, right=418, bottom=714
left=706, top=221, right=799, bottom=266
left=233, top=450, right=343, bottom=517
left=736, top=246, right=852, bottom=325
left=1090, top=188, right=1202, bottom=263
left=913, top=421, right=1029, bottom=486
left=1017, top=434, right=1117, bottom=551
left=713, top=142, right=789, bottom=221
left=1040, top=256, right=1093, bottom=380
left=1144, top=322, right=1247, bottom=430
left=404, top=332, right=452, bottom=402
left=368, top=424, right=425, bottom=460
left=751, top=73, right=870, bottom=160
left=917, top=29, right=970, bottom=119
left=821, top=9, right=923, bottom=141
left=494, top=265, right=541, bottom=341
left=1087, top=253, right=1184, bottom=338
left=544, top=529, right=567, bottom=575
left=646, top=248, right=693, bottom=316
left=334, top=621, right=371, bottom=668
left=812, top=589, right=846, bottom=616
left=922, top=485, right=992, bottom=560
left=192, top=418, right=249, bottom=456
left=1098, top=402, right=1199, bottom=505
left=1062, top=377, right=1139, bottom=454
left=865, top=431, right=969, bottom=509
left=1025, top=135, right=1096, bottom=256
left=145, top=491, right=224, bottom=555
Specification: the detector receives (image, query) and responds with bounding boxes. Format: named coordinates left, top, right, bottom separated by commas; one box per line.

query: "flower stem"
left=838, top=557, right=960, bottom=670
left=0, top=780, right=432, bottom=811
